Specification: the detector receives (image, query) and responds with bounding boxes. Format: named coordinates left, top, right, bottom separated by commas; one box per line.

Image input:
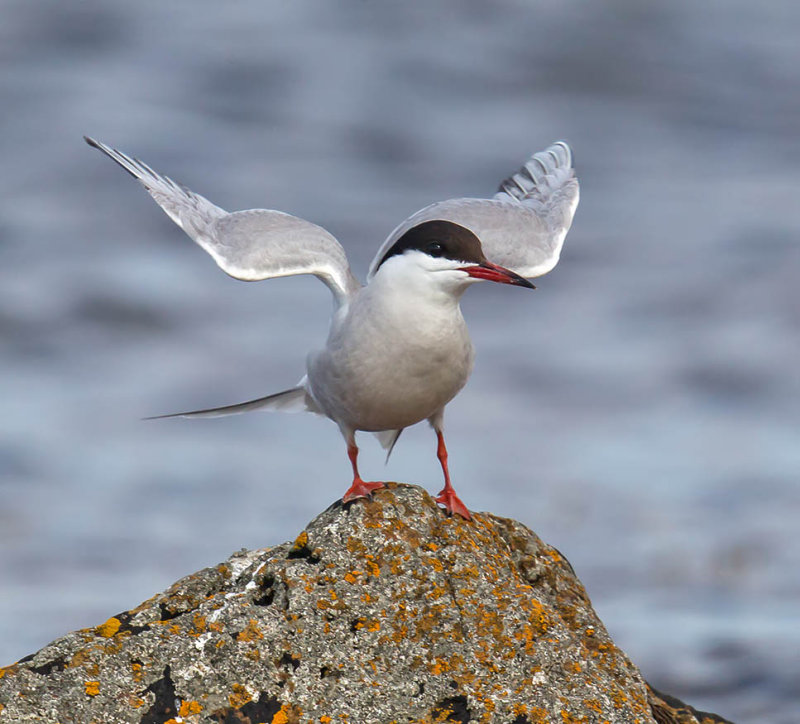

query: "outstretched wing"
left=85, top=137, right=361, bottom=307
left=368, top=141, right=578, bottom=280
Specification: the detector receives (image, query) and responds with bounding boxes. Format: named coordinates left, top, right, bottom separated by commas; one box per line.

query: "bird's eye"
left=426, top=241, right=445, bottom=257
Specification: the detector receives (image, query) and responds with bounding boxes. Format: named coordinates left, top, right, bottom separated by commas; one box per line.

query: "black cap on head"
left=376, top=220, right=486, bottom=270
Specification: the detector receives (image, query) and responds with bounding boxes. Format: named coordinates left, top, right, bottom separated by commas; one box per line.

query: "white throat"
left=368, top=252, right=474, bottom=308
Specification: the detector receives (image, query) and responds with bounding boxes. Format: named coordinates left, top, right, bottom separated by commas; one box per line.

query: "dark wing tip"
left=83, top=136, right=141, bottom=180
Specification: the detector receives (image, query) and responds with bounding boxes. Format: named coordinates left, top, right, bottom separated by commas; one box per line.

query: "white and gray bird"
left=85, top=136, right=579, bottom=519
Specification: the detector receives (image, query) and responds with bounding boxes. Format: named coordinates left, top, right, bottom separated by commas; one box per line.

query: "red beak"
left=464, top=262, right=535, bottom=289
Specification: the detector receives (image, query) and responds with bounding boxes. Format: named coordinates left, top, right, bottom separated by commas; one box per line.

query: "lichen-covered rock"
left=0, top=483, right=732, bottom=723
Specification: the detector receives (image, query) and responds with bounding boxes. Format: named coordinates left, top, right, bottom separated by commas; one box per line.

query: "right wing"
left=85, top=137, right=361, bottom=308
left=368, top=141, right=578, bottom=280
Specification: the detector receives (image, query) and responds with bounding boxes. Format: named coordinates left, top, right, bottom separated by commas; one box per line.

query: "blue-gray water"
left=1, top=2, right=798, bottom=721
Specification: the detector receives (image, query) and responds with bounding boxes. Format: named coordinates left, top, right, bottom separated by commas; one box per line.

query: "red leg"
left=341, top=440, right=385, bottom=503
left=433, top=430, right=471, bottom=520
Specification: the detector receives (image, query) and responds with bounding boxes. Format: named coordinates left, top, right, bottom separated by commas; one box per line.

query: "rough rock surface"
left=0, top=483, right=732, bottom=724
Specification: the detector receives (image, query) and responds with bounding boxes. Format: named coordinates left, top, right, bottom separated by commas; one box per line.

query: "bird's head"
left=374, top=220, right=535, bottom=294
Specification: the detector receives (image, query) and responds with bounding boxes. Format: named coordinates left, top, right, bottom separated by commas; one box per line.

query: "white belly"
left=307, top=288, right=474, bottom=432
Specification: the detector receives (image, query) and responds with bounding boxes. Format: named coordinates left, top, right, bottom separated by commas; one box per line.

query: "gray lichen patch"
left=0, top=483, right=732, bottom=723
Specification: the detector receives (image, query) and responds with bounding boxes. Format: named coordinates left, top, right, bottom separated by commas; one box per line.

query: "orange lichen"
left=320, top=717, right=332, bottom=723
left=472, top=605, right=504, bottom=640
left=528, top=599, right=552, bottom=636
left=513, top=622, right=537, bottom=655
left=84, top=680, right=100, bottom=697
left=271, top=704, right=292, bottom=723
left=228, top=683, right=252, bottom=708
left=192, top=613, right=208, bottom=633
left=129, top=695, right=144, bottom=709
left=178, top=700, right=203, bottom=716
left=610, top=686, right=627, bottom=709
left=68, top=649, right=90, bottom=670
left=389, top=557, right=406, bottom=575
left=381, top=622, right=408, bottom=644
left=424, top=557, right=444, bottom=573
left=343, top=571, right=359, bottom=584
left=237, top=619, right=264, bottom=642
left=351, top=617, right=381, bottom=633
left=583, top=698, right=603, bottom=715
left=95, top=617, right=121, bottom=638
left=364, top=555, right=380, bottom=577
left=527, top=707, right=550, bottom=724
left=101, top=635, right=128, bottom=658
left=346, top=536, right=366, bottom=555
left=86, top=662, right=101, bottom=679
left=291, top=531, right=309, bottom=551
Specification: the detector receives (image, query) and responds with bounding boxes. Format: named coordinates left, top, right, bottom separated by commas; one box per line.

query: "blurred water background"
left=1, top=2, right=798, bottom=721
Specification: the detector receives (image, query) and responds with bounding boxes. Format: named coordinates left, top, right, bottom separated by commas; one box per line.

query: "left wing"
left=85, top=137, right=361, bottom=308
left=368, top=141, right=578, bottom=280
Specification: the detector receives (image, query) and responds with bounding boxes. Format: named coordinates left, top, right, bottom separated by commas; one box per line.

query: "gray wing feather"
left=209, top=210, right=360, bottom=304
left=368, top=141, right=579, bottom=280
left=84, top=136, right=226, bottom=237
left=85, top=137, right=360, bottom=307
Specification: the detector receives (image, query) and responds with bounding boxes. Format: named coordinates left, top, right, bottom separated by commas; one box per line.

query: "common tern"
left=85, top=137, right=579, bottom=520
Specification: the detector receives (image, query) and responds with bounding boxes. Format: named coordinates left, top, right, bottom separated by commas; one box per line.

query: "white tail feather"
left=373, top=429, right=403, bottom=463
left=146, top=386, right=314, bottom=420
